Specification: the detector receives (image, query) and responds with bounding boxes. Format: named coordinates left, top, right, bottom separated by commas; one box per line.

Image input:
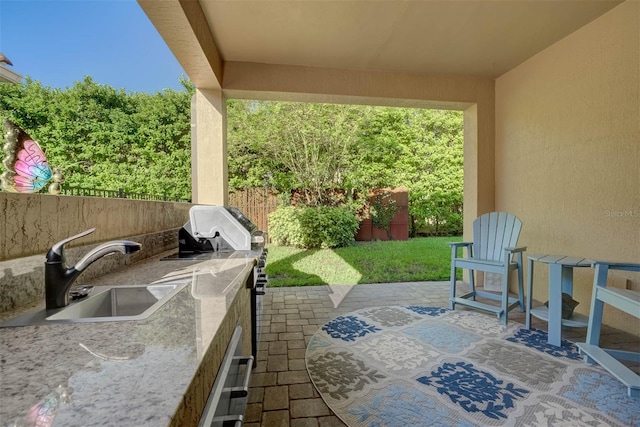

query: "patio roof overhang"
left=138, top=0, right=622, bottom=94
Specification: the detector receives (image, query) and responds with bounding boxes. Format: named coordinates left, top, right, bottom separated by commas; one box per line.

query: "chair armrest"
left=450, top=242, right=473, bottom=259
left=504, top=246, right=527, bottom=253
left=449, top=242, right=473, bottom=248
left=591, top=261, right=640, bottom=272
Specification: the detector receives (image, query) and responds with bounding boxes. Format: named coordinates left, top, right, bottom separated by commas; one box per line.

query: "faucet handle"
left=49, top=228, right=96, bottom=259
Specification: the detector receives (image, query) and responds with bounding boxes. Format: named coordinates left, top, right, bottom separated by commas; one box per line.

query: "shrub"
left=410, top=190, right=463, bottom=237
left=268, top=206, right=359, bottom=249
left=369, top=191, right=399, bottom=240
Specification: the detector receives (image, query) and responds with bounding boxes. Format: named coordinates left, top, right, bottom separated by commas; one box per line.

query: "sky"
left=0, top=0, right=187, bottom=93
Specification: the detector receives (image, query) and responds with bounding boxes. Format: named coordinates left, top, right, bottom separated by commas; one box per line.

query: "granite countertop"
left=0, top=250, right=257, bottom=426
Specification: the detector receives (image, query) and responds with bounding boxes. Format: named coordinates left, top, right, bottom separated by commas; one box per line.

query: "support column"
left=463, top=99, right=495, bottom=240
left=463, top=104, right=479, bottom=241
left=191, top=88, right=228, bottom=205
left=463, top=100, right=496, bottom=287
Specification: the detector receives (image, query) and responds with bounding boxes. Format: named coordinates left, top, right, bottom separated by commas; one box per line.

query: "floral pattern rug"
left=305, top=306, right=639, bottom=426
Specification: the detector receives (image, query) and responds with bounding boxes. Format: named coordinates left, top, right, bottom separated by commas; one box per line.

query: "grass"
left=265, top=236, right=462, bottom=287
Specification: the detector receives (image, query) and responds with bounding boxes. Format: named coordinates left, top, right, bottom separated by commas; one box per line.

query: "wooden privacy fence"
left=228, top=188, right=280, bottom=233
left=228, top=187, right=410, bottom=241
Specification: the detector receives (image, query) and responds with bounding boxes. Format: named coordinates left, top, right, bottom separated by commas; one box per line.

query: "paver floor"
left=246, top=282, right=639, bottom=427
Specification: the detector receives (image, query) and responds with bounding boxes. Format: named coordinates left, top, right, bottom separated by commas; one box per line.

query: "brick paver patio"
left=246, top=282, right=639, bottom=427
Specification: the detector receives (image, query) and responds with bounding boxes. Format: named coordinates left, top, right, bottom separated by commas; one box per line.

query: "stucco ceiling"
left=138, top=0, right=623, bottom=91
left=197, top=0, right=621, bottom=79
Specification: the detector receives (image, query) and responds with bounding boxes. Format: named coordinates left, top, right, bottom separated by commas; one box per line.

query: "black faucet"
left=45, top=228, right=142, bottom=309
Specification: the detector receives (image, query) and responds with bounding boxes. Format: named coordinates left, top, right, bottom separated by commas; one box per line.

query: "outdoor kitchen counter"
left=0, top=250, right=256, bottom=427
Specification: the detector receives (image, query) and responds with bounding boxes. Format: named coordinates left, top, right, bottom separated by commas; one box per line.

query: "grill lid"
left=189, top=205, right=252, bottom=251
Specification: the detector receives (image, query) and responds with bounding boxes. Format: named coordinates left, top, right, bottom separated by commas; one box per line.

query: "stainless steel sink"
left=0, top=282, right=189, bottom=327
left=47, top=283, right=187, bottom=321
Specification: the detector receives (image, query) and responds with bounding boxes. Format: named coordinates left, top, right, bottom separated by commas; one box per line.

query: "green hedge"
left=268, top=206, right=359, bottom=249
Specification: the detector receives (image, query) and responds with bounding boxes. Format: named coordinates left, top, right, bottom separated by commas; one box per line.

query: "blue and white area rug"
left=305, top=306, right=639, bottom=426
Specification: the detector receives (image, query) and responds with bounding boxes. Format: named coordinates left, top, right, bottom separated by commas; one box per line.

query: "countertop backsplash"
left=0, top=228, right=179, bottom=314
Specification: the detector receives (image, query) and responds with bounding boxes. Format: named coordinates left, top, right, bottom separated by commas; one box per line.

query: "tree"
left=396, top=109, right=463, bottom=235
left=228, top=100, right=364, bottom=207
left=227, top=99, right=284, bottom=191
left=266, top=102, right=362, bottom=206
left=345, top=107, right=404, bottom=191
left=227, top=100, right=463, bottom=234
left=0, top=77, right=193, bottom=200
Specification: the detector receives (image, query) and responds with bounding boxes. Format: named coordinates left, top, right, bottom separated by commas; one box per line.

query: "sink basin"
left=0, top=282, right=189, bottom=327
left=47, top=283, right=187, bottom=321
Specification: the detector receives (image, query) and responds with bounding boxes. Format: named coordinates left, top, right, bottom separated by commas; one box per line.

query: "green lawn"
left=265, top=236, right=462, bottom=287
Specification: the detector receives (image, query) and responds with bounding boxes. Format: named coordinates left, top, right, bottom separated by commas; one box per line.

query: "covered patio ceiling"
left=138, top=0, right=622, bottom=90
left=136, top=0, right=633, bottom=222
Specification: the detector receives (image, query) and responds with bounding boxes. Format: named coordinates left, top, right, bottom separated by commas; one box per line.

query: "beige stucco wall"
left=495, top=1, right=639, bottom=334
left=0, top=192, right=192, bottom=260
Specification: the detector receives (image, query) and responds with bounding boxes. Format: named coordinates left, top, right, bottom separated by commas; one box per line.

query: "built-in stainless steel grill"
left=177, top=205, right=265, bottom=255
left=161, top=206, right=268, bottom=361
left=163, top=206, right=268, bottom=426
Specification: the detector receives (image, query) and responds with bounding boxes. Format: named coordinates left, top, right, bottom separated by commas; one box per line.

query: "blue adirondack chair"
left=576, top=261, right=640, bottom=397
left=449, top=212, right=526, bottom=325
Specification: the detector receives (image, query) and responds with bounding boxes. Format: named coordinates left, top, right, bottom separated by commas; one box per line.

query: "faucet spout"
left=74, top=241, right=142, bottom=271
left=45, top=229, right=142, bottom=309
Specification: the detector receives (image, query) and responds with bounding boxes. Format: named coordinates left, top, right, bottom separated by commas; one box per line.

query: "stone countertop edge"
left=0, top=250, right=257, bottom=427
